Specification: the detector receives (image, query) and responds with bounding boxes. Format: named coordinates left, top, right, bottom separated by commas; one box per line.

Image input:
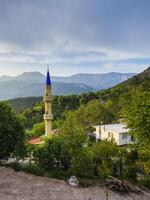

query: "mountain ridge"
left=0, top=71, right=136, bottom=100
left=6, top=67, right=150, bottom=111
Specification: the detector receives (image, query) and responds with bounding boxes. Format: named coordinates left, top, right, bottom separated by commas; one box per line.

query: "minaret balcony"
left=44, top=114, right=53, bottom=120
left=44, top=96, right=53, bottom=102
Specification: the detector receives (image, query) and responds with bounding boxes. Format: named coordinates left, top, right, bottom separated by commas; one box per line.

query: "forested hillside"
left=7, top=97, right=43, bottom=111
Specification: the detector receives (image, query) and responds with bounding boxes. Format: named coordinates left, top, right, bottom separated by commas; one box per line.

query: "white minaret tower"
left=43, top=67, right=53, bottom=135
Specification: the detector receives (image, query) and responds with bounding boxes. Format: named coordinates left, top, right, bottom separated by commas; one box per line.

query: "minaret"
left=43, top=68, right=53, bottom=135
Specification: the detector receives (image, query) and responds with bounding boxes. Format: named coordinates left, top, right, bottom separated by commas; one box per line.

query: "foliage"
left=70, top=147, right=95, bottom=178
left=21, top=102, right=44, bottom=129
left=123, top=91, right=150, bottom=143
left=0, top=102, right=26, bottom=159
left=9, top=162, right=69, bottom=180
left=137, top=144, right=150, bottom=175
left=7, top=97, right=42, bottom=111
left=33, top=135, right=71, bottom=170
left=27, top=122, right=45, bottom=139
left=92, top=141, right=119, bottom=179
left=140, top=176, right=150, bottom=188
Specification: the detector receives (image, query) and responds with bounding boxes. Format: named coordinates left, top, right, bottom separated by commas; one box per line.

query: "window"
left=122, top=133, right=127, bottom=139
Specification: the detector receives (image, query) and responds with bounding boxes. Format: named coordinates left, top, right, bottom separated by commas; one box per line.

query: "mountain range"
left=7, top=67, right=150, bottom=111
left=0, top=71, right=136, bottom=100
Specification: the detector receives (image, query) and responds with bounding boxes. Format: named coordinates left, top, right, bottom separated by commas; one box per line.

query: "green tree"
left=92, top=141, right=119, bottom=179
left=33, top=135, right=71, bottom=170
left=137, top=144, right=150, bottom=175
left=0, top=102, right=25, bottom=159
left=62, top=111, right=87, bottom=155
left=123, top=90, right=150, bottom=143
left=70, top=147, right=95, bottom=178
left=27, top=122, right=45, bottom=139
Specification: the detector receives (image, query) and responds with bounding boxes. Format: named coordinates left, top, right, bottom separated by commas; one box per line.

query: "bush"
left=23, top=163, right=46, bottom=176
left=92, top=141, right=119, bottom=178
left=27, top=122, right=45, bottom=139
left=33, top=135, right=71, bottom=170
left=70, top=147, right=95, bottom=178
left=0, top=102, right=26, bottom=159
left=140, top=176, right=150, bottom=188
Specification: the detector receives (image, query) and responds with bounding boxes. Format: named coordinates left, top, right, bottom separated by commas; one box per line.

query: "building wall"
left=94, top=125, right=134, bottom=146
left=100, top=128, right=120, bottom=145
left=119, top=133, right=133, bottom=146
left=44, top=86, right=53, bottom=135
left=94, top=126, right=101, bottom=139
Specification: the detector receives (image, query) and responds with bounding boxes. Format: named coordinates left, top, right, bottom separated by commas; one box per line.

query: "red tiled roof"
left=28, top=137, right=42, bottom=145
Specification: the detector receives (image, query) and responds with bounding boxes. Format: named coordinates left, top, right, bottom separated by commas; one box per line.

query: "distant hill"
left=52, top=72, right=136, bottom=90
left=0, top=80, right=93, bottom=100
left=0, top=71, right=135, bottom=100
left=6, top=67, right=149, bottom=112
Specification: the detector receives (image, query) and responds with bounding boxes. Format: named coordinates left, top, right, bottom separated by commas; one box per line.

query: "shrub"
left=33, top=135, right=71, bottom=170
left=0, top=102, right=26, bottom=159
left=27, top=122, right=45, bottom=139
left=70, top=147, right=95, bottom=178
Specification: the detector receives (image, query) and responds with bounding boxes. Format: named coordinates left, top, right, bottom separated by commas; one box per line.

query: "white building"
left=93, top=123, right=134, bottom=146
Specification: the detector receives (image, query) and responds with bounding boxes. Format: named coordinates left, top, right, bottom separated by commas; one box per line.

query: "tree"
left=33, top=135, right=71, bottom=170
left=0, top=102, right=25, bottom=159
left=62, top=111, right=87, bottom=155
left=27, top=122, right=45, bottom=139
left=72, top=99, right=116, bottom=130
left=92, top=141, right=119, bottom=179
left=70, top=147, right=95, bottom=178
left=123, top=90, right=150, bottom=143
left=137, top=144, right=150, bottom=175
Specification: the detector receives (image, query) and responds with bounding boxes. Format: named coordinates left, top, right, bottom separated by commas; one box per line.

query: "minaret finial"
left=46, top=65, right=51, bottom=86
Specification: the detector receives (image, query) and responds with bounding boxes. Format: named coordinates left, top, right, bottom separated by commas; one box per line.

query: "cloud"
left=0, top=0, right=150, bottom=75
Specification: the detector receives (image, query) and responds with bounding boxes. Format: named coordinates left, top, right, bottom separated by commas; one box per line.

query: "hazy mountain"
left=0, top=71, right=136, bottom=100
left=0, top=72, right=44, bottom=82
left=0, top=80, right=93, bottom=100
left=52, top=72, right=136, bottom=90
left=7, top=67, right=149, bottom=111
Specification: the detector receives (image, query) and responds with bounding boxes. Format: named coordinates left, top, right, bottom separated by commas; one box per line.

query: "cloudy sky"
left=0, top=0, right=150, bottom=76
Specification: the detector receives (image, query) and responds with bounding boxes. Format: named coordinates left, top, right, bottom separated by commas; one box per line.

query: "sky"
left=0, top=0, right=150, bottom=76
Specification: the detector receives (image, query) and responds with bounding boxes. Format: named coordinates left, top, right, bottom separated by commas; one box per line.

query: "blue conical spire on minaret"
left=46, top=66, right=51, bottom=86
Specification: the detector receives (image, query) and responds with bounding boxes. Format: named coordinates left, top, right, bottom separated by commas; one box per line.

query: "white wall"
left=100, top=129, right=120, bottom=145
left=93, top=126, right=101, bottom=139
left=94, top=125, right=134, bottom=146
left=119, top=133, right=134, bottom=146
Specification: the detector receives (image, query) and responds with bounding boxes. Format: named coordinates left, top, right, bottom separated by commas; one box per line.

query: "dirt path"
left=0, top=167, right=149, bottom=200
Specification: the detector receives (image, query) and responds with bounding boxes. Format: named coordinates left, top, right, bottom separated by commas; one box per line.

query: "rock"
left=0, top=157, right=16, bottom=165
left=67, top=176, right=79, bottom=187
